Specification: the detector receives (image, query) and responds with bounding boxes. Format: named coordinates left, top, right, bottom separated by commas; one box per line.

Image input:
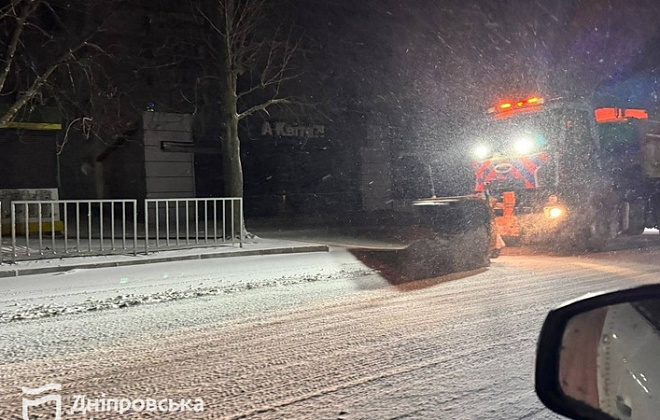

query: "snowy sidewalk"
left=0, top=237, right=328, bottom=278
left=0, top=247, right=372, bottom=324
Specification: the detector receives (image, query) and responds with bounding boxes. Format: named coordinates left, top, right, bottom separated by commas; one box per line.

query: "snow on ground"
left=2, top=245, right=660, bottom=419
left=0, top=250, right=370, bottom=321
left=0, top=237, right=324, bottom=268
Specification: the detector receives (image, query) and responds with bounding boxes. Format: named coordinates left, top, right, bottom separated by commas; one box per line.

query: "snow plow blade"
left=400, top=196, right=491, bottom=279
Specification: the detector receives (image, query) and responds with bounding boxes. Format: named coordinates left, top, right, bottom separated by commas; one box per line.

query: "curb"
left=0, top=244, right=329, bottom=278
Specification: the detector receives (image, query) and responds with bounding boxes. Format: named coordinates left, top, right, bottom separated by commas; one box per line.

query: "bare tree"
left=0, top=0, right=121, bottom=129
left=197, top=0, right=303, bottom=202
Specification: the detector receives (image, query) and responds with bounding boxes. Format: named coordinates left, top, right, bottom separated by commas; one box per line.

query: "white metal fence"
left=0, top=197, right=243, bottom=263
left=0, top=202, right=3, bottom=264
left=8, top=200, right=139, bottom=262
left=144, top=198, right=243, bottom=253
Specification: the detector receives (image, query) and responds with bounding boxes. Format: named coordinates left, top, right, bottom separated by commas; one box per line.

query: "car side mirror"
left=535, top=284, right=660, bottom=420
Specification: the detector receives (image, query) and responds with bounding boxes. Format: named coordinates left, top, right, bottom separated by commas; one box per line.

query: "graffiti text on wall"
left=261, top=122, right=325, bottom=139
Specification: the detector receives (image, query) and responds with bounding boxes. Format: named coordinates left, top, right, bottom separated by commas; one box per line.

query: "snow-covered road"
left=2, top=245, right=660, bottom=419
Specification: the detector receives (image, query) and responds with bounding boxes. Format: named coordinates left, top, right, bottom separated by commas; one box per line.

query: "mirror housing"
left=535, top=284, right=660, bottom=420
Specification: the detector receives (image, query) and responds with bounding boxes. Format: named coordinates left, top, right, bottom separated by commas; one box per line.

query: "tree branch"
left=0, top=40, right=87, bottom=126
left=237, top=98, right=290, bottom=120
left=237, top=31, right=302, bottom=100
left=0, top=0, right=24, bottom=21
left=0, top=0, right=41, bottom=93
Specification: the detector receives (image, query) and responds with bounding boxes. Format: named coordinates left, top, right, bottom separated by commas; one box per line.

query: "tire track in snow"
left=1, top=249, right=659, bottom=419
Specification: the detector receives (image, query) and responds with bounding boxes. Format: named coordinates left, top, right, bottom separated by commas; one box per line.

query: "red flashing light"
left=500, top=103, right=512, bottom=109
left=594, top=108, right=618, bottom=122
left=527, top=97, right=539, bottom=104
left=595, top=107, right=648, bottom=123
left=624, top=108, right=648, bottom=120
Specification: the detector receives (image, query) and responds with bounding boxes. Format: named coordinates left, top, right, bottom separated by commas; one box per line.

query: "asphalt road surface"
left=2, top=239, right=660, bottom=419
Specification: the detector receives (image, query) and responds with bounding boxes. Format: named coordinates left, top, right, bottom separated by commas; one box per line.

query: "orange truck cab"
left=469, top=96, right=656, bottom=249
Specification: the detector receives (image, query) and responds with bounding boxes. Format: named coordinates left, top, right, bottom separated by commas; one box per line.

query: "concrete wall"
left=59, top=112, right=195, bottom=204
left=0, top=130, right=57, bottom=189
left=360, top=124, right=393, bottom=211
left=143, top=112, right=195, bottom=199
left=59, top=130, right=111, bottom=200
left=102, top=135, right=146, bottom=201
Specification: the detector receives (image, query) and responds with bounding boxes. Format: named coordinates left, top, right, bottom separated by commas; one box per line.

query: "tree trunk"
left=221, top=99, right=243, bottom=199
left=219, top=27, right=245, bottom=237
left=221, top=105, right=245, bottom=237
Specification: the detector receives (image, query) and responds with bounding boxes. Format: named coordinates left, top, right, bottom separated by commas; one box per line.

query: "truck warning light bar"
left=487, top=96, right=545, bottom=115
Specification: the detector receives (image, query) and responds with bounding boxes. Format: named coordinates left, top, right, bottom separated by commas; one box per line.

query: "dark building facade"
left=3, top=0, right=439, bottom=221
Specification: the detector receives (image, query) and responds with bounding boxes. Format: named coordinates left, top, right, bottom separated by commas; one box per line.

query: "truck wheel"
left=584, top=216, right=609, bottom=252
left=626, top=201, right=646, bottom=236
left=554, top=206, right=611, bottom=254
left=583, top=198, right=621, bottom=251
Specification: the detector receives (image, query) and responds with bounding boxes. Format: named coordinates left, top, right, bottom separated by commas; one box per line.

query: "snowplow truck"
left=421, top=95, right=660, bottom=252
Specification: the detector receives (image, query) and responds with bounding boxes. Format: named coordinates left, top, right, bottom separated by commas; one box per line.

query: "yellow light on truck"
left=549, top=207, right=563, bottom=219
left=490, top=96, right=544, bottom=114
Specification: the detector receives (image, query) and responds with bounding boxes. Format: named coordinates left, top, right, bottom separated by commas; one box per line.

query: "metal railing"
left=9, top=200, right=138, bottom=262
left=0, top=201, right=3, bottom=265
left=0, top=197, right=243, bottom=262
left=144, top=198, right=243, bottom=253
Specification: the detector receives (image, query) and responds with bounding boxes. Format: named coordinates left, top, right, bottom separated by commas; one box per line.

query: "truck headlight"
left=514, top=136, right=535, bottom=155
left=473, top=145, right=490, bottom=160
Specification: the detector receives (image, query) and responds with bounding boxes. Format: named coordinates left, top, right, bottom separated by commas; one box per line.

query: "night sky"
left=7, top=0, right=660, bottom=208
left=294, top=0, right=660, bottom=136
left=282, top=0, right=660, bottom=199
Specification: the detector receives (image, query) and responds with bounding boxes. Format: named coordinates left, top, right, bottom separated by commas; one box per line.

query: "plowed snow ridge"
left=1, top=249, right=659, bottom=419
